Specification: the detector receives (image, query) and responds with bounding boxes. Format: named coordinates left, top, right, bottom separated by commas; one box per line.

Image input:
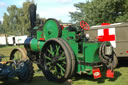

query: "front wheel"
left=40, top=38, right=73, bottom=82
left=10, top=48, right=34, bottom=82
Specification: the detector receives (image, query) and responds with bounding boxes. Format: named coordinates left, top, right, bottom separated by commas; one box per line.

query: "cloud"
left=0, top=2, right=7, bottom=8
left=12, top=0, right=26, bottom=7
left=56, top=0, right=73, bottom=4
left=0, top=0, right=85, bottom=23
left=36, top=0, right=73, bottom=5
left=37, top=6, right=76, bottom=22
left=35, top=0, right=78, bottom=22
left=0, top=18, right=3, bottom=22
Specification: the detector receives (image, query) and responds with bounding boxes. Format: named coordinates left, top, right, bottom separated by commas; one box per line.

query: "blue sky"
left=0, top=0, right=85, bottom=23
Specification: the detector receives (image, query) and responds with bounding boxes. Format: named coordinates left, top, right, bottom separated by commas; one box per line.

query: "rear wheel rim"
left=41, top=39, right=72, bottom=82
left=10, top=48, right=34, bottom=82
left=58, top=38, right=75, bottom=77
left=45, top=43, right=66, bottom=78
left=10, top=48, right=27, bottom=62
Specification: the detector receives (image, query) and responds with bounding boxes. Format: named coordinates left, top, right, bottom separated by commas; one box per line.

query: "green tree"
left=0, top=21, right=4, bottom=33
left=70, top=0, right=128, bottom=26
left=3, top=5, right=19, bottom=35
left=3, top=1, right=34, bottom=35
left=16, top=1, right=34, bottom=35
left=3, top=13, right=10, bottom=34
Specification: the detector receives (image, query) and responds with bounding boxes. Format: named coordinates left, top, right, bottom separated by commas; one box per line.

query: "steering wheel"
left=80, top=20, right=90, bottom=31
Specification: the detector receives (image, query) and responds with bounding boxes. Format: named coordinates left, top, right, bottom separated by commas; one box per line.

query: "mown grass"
left=0, top=45, right=24, bottom=57
left=0, top=46, right=128, bottom=85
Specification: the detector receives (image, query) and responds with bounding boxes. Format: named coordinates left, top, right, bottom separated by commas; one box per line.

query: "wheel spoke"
left=48, top=49, right=54, bottom=56
left=50, top=45, right=55, bottom=55
left=49, top=66, right=53, bottom=70
left=45, top=56, right=51, bottom=61
left=57, top=63, right=65, bottom=72
left=62, top=61, right=66, bottom=65
left=46, top=62, right=52, bottom=66
left=58, top=56, right=66, bottom=61
left=60, top=52, right=65, bottom=57
left=53, top=66, right=58, bottom=76
left=55, top=45, right=60, bottom=56
left=54, top=66, right=57, bottom=72
left=61, top=68, right=64, bottom=76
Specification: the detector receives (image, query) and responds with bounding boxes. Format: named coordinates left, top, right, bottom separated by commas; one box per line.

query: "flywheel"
left=43, top=18, right=62, bottom=40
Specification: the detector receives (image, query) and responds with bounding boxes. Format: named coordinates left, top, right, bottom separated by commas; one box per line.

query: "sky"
left=0, top=0, right=85, bottom=23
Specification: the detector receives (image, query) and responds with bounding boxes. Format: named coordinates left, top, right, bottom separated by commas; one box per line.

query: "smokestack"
left=29, top=4, right=36, bottom=29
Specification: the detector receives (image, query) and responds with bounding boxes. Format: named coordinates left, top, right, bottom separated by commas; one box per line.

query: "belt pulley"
left=43, top=18, right=62, bottom=40
left=99, top=42, right=118, bottom=69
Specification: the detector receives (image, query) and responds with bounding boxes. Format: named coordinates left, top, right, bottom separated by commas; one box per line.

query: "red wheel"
left=80, top=20, right=90, bottom=31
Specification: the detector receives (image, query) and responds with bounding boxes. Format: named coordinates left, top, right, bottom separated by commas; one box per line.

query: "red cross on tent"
left=97, top=23, right=115, bottom=42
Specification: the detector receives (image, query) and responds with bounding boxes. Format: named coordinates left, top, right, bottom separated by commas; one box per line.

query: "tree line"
left=0, top=0, right=128, bottom=35
left=0, top=0, right=46, bottom=35
left=1, top=1, right=32, bottom=35
left=70, top=0, right=128, bottom=26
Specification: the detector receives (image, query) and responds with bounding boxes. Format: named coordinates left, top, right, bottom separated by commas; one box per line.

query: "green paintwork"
left=30, top=38, right=38, bottom=51
left=43, top=19, right=59, bottom=40
left=61, top=27, right=101, bottom=75
left=83, top=42, right=101, bottom=75
left=84, top=42, right=101, bottom=63
left=27, top=19, right=109, bottom=77
left=38, top=41, right=44, bottom=50
left=61, top=28, right=78, bottom=59
left=37, top=30, right=43, bottom=40
left=30, top=38, right=45, bottom=52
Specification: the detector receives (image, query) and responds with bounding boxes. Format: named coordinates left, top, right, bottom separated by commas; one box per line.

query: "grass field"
left=0, top=46, right=128, bottom=85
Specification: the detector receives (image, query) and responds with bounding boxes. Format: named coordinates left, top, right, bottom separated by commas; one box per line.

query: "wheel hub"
left=51, top=56, right=60, bottom=65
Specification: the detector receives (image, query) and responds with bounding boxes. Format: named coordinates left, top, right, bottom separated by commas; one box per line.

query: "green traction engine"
left=24, top=4, right=118, bottom=82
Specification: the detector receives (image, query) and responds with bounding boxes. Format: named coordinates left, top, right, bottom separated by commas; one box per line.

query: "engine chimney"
left=29, top=4, right=36, bottom=29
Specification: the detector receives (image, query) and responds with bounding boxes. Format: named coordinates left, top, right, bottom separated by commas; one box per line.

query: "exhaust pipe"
left=29, top=4, right=37, bottom=36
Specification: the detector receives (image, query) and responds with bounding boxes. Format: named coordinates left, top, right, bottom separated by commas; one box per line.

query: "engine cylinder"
left=24, top=37, right=44, bottom=52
